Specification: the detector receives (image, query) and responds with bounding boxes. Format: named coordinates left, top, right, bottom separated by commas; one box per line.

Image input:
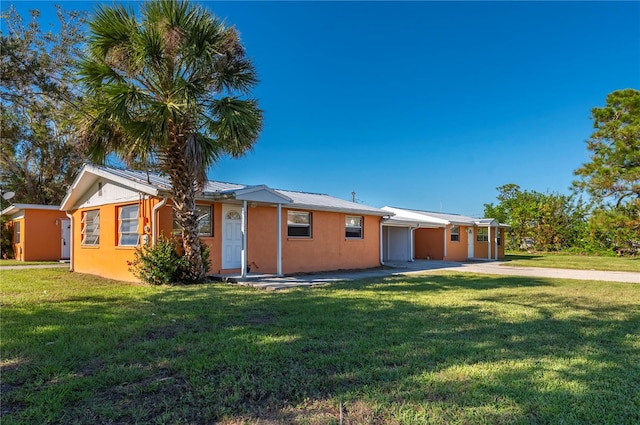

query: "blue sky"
left=4, top=1, right=640, bottom=216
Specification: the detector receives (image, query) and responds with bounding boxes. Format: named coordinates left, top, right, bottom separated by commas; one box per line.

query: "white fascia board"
left=382, top=218, right=443, bottom=228
left=289, top=203, right=389, bottom=217
left=382, top=206, right=449, bottom=226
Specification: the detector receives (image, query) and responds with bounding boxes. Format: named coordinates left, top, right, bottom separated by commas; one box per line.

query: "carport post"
left=277, top=203, right=283, bottom=276
left=487, top=226, right=491, bottom=260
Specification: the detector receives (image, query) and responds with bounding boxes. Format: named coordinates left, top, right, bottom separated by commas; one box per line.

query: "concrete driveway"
left=234, top=259, right=639, bottom=290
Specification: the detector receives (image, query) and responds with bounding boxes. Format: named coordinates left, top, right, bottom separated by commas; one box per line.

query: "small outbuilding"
left=1, top=204, right=71, bottom=261
left=381, top=206, right=509, bottom=262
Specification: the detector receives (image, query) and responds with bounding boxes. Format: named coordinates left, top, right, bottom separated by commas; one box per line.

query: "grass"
left=2, top=268, right=639, bottom=424
left=0, top=259, right=66, bottom=267
left=502, top=252, right=640, bottom=273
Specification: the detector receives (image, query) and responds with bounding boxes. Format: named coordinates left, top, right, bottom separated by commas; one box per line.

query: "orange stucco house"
left=1, top=204, right=71, bottom=261
left=60, top=164, right=389, bottom=282
left=381, top=206, right=508, bottom=262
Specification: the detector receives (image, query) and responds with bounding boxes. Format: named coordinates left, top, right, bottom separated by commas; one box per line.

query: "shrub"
left=0, top=217, right=14, bottom=259
left=128, top=236, right=210, bottom=285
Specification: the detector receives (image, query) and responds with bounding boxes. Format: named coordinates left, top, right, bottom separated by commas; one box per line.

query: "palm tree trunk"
left=168, top=158, right=205, bottom=281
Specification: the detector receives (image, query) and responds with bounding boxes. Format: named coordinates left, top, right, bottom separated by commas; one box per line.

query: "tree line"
left=1, top=1, right=638, bottom=271
left=484, top=90, right=640, bottom=255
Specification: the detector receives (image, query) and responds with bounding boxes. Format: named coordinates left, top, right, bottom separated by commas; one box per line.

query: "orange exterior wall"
left=414, top=226, right=506, bottom=262
left=73, top=199, right=382, bottom=281
left=444, top=225, right=470, bottom=262
left=71, top=197, right=156, bottom=281
left=473, top=228, right=506, bottom=259
left=10, top=209, right=68, bottom=261
left=414, top=228, right=445, bottom=260
left=279, top=209, right=381, bottom=274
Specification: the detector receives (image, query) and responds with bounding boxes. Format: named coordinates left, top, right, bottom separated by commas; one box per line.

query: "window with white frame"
left=450, top=225, right=460, bottom=242
left=497, top=229, right=501, bottom=246
left=118, top=205, right=139, bottom=246
left=287, top=211, right=311, bottom=237
left=172, top=205, right=213, bottom=236
left=345, top=216, right=363, bottom=238
left=14, top=221, right=21, bottom=244
left=81, top=210, right=100, bottom=246
left=477, top=228, right=489, bottom=242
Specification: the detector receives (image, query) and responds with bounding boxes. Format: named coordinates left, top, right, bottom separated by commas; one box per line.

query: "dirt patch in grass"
left=219, top=398, right=384, bottom=425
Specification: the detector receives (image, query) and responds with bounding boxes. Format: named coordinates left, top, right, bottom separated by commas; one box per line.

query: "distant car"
left=519, top=238, right=534, bottom=249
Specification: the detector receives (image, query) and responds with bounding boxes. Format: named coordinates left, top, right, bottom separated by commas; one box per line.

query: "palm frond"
left=209, top=97, right=263, bottom=158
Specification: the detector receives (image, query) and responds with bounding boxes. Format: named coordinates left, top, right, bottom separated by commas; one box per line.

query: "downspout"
left=151, top=197, right=169, bottom=246
left=379, top=219, right=384, bottom=265
left=65, top=211, right=73, bottom=271
left=443, top=225, right=448, bottom=259
left=409, top=226, right=418, bottom=262
left=379, top=215, right=391, bottom=266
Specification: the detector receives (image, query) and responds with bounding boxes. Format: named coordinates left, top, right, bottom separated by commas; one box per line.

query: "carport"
left=380, top=207, right=447, bottom=263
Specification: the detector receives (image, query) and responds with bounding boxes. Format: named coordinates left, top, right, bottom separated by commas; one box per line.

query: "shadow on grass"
left=502, top=254, right=544, bottom=262
left=2, top=272, right=639, bottom=424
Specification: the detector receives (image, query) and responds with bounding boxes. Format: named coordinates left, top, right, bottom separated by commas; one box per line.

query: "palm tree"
left=78, top=0, right=262, bottom=280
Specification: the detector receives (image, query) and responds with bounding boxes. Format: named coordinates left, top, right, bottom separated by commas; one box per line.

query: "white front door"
left=222, top=205, right=242, bottom=269
left=61, top=219, right=71, bottom=260
left=467, top=227, right=474, bottom=259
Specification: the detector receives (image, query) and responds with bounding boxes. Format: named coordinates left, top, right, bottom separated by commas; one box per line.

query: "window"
left=288, top=211, right=311, bottom=237
left=477, top=228, right=489, bottom=242
left=81, top=210, right=100, bottom=246
left=172, top=205, right=213, bottom=236
left=450, top=225, right=459, bottom=242
left=118, top=205, right=139, bottom=246
left=497, top=230, right=501, bottom=246
left=345, top=216, right=363, bottom=238
left=15, top=222, right=20, bottom=244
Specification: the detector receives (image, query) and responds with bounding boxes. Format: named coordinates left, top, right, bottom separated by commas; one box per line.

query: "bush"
left=128, top=236, right=210, bottom=285
left=1, top=217, right=14, bottom=259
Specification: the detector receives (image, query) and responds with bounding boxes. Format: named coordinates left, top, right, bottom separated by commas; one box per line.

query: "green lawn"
left=2, top=269, right=639, bottom=424
left=502, top=252, right=640, bottom=273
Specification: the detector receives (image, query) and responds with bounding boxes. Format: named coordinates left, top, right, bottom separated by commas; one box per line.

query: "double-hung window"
left=450, top=225, right=460, bottom=242
left=287, top=211, right=311, bottom=237
left=81, top=210, right=100, bottom=246
left=172, top=205, right=213, bottom=236
left=477, top=228, right=489, bottom=242
left=118, top=205, right=139, bottom=246
left=345, top=216, right=363, bottom=238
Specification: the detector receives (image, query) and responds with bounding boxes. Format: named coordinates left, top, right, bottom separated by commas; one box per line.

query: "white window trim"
left=477, top=228, right=489, bottom=242
left=118, top=205, right=139, bottom=246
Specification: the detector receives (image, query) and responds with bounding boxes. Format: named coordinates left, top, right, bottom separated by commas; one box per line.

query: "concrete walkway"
left=229, top=259, right=639, bottom=290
